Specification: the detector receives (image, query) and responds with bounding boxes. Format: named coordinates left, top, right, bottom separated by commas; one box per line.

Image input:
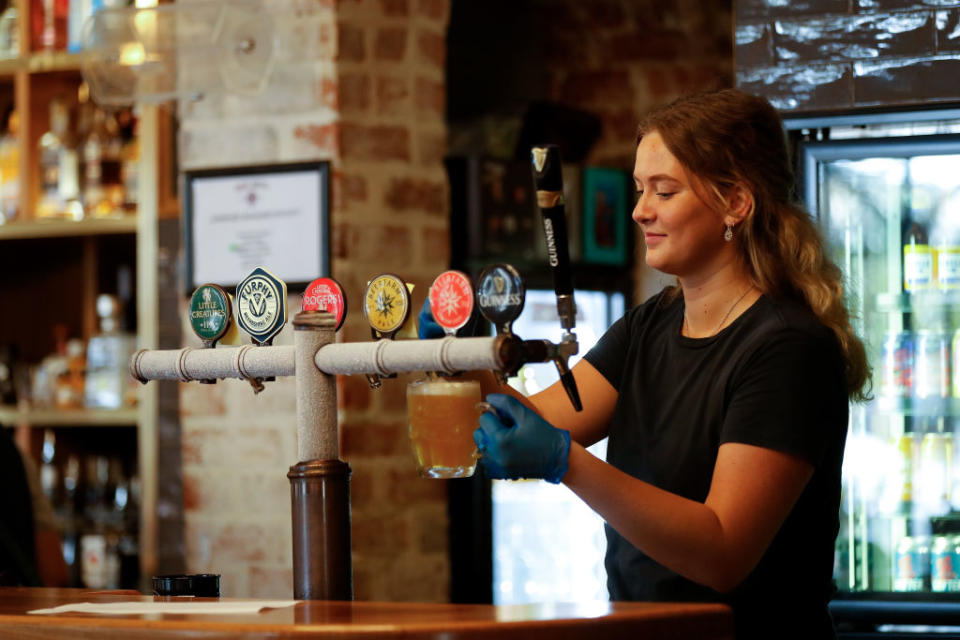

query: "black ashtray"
left=152, top=574, right=221, bottom=597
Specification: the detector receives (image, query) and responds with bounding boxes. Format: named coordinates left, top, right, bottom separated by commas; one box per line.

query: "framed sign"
left=582, top=167, right=629, bottom=266
left=184, top=161, right=331, bottom=291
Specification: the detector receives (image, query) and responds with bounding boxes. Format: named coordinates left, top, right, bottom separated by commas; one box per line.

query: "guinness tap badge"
left=236, top=266, right=288, bottom=344
left=477, top=263, right=525, bottom=335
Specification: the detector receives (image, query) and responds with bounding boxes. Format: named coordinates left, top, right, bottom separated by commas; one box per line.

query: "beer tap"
left=427, top=270, right=476, bottom=376
left=361, top=273, right=412, bottom=389
left=530, top=144, right=582, bottom=411
left=188, top=284, right=234, bottom=384
left=235, top=266, right=288, bottom=392
left=476, top=263, right=525, bottom=386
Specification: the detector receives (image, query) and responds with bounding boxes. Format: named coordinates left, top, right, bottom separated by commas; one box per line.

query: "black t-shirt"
left=584, top=290, right=848, bottom=640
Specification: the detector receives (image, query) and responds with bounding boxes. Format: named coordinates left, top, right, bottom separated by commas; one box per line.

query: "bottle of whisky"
left=37, top=97, right=82, bottom=220
left=84, top=294, right=136, bottom=409
left=0, top=109, right=19, bottom=223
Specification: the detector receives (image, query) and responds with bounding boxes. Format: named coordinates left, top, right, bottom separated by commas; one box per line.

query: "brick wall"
left=536, top=0, right=733, bottom=300
left=736, top=0, right=960, bottom=112
left=175, top=0, right=452, bottom=600
left=539, top=0, right=733, bottom=169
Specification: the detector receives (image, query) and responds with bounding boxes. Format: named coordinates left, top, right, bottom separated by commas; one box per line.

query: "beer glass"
left=407, top=378, right=482, bottom=478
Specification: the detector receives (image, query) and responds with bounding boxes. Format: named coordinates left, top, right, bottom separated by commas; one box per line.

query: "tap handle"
left=531, top=145, right=575, bottom=303
left=554, top=357, right=583, bottom=412
left=477, top=263, right=525, bottom=338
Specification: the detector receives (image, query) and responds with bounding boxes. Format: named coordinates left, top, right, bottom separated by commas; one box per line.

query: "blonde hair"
left=638, top=89, right=872, bottom=401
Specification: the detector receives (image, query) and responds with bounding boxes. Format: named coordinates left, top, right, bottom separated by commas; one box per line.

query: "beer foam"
left=408, top=380, right=480, bottom=397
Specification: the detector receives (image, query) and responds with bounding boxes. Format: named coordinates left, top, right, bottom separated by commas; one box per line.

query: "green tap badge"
left=236, top=266, right=288, bottom=344
left=189, top=284, right=233, bottom=346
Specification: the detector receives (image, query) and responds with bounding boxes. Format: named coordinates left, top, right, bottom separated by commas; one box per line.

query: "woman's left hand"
left=474, top=394, right=571, bottom=484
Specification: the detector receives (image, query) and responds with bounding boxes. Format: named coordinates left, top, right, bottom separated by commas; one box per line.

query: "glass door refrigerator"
left=794, top=111, right=960, bottom=638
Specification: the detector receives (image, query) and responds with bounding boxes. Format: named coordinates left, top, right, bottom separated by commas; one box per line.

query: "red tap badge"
left=302, top=277, right=347, bottom=331
left=429, top=270, right=474, bottom=333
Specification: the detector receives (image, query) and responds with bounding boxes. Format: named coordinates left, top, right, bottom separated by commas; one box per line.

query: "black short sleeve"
left=583, top=313, right=630, bottom=390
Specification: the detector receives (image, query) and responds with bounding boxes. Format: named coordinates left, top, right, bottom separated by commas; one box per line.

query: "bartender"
left=423, top=88, right=869, bottom=640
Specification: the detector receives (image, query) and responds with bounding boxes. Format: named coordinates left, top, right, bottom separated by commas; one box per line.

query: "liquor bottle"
left=101, top=110, right=124, bottom=215
left=80, top=455, right=119, bottom=589
left=904, top=219, right=935, bottom=292
left=32, top=0, right=68, bottom=51
left=80, top=101, right=108, bottom=218
left=54, top=337, right=85, bottom=410
left=60, top=454, right=81, bottom=584
left=84, top=294, right=136, bottom=409
left=119, top=112, right=138, bottom=214
left=36, top=97, right=83, bottom=220
left=67, top=0, right=103, bottom=53
left=0, top=3, right=18, bottom=58
left=0, top=109, right=20, bottom=223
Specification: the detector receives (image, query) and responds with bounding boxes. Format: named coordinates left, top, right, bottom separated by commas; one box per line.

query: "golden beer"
left=407, top=378, right=481, bottom=478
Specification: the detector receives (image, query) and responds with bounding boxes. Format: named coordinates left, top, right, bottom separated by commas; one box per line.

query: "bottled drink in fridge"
left=915, top=330, right=950, bottom=400
left=882, top=330, right=915, bottom=399
left=904, top=220, right=935, bottom=291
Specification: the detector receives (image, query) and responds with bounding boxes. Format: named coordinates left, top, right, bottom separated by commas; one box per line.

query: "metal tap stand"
left=130, top=310, right=518, bottom=601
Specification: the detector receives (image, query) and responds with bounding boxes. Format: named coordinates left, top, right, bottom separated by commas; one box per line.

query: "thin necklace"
left=684, top=285, right=755, bottom=337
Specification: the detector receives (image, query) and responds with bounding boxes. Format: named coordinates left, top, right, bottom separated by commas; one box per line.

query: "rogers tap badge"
left=429, top=270, right=474, bottom=335
left=236, top=266, right=288, bottom=345
left=362, top=273, right=410, bottom=340
left=189, top=284, right=233, bottom=347
left=302, top=276, right=347, bottom=331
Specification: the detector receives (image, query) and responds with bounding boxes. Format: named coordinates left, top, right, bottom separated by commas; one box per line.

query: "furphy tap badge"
left=236, top=266, right=288, bottom=344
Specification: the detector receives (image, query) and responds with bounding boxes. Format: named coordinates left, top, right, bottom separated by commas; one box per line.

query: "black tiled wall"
left=735, top=0, right=960, bottom=111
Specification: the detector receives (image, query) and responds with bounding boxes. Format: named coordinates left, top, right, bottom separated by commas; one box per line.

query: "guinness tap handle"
left=531, top=145, right=575, bottom=331
left=531, top=145, right=581, bottom=412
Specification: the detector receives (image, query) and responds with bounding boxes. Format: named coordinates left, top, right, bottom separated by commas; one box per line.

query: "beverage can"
left=915, top=330, right=950, bottom=399
left=882, top=331, right=914, bottom=399
left=931, top=535, right=960, bottom=592
left=895, top=535, right=930, bottom=591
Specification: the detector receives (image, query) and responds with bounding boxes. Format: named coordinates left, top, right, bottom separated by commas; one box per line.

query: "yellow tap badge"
left=363, top=273, right=410, bottom=337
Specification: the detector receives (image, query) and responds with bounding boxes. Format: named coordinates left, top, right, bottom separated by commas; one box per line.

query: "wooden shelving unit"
left=0, top=404, right=138, bottom=427
left=0, top=0, right=163, bottom=589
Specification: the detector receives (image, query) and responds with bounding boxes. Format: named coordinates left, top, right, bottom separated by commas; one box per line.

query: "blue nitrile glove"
left=473, top=394, right=571, bottom=484
left=416, top=296, right=479, bottom=339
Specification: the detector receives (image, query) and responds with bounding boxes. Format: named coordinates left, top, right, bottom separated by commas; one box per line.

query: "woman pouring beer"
left=420, top=89, right=871, bottom=639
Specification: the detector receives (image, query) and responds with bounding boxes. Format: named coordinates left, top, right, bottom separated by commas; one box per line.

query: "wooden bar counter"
left=0, top=587, right=733, bottom=639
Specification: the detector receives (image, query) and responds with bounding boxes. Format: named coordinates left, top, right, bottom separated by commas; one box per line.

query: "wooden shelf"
left=26, top=51, right=86, bottom=73
left=0, top=216, right=137, bottom=240
left=0, top=51, right=86, bottom=77
left=0, top=404, right=138, bottom=427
